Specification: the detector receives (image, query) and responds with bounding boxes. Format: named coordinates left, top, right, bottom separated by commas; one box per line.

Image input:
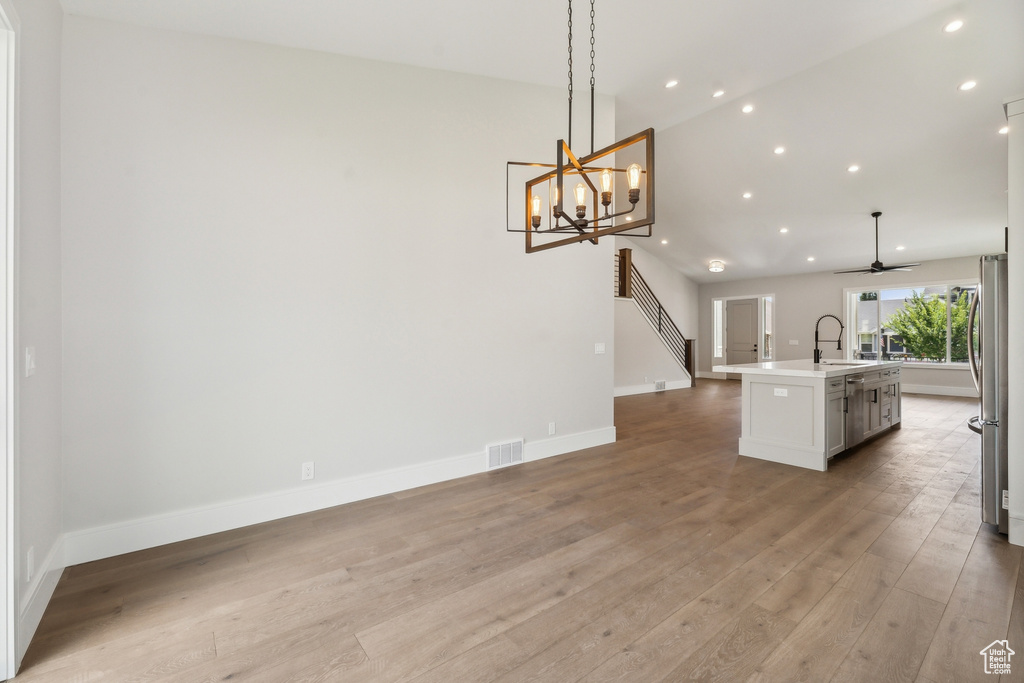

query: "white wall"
left=698, top=255, right=983, bottom=395
left=1006, top=95, right=1023, bottom=546
left=613, top=237, right=698, bottom=394
left=61, top=17, right=617, bottom=563
left=614, top=300, right=690, bottom=394
left=7, top=0, right=65, bottom=666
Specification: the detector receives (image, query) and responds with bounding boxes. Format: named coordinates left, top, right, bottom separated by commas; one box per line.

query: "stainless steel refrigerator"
left=968, top=253, right=1008, bottom=533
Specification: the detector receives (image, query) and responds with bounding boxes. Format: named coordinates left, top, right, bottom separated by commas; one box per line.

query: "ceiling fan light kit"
left=833, top=211, right=921, bottom=275
left=506, top=0, right=655, bottom=253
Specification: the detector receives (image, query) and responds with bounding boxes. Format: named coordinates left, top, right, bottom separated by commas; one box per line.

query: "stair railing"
left=616, top=248, right=695, bottom=385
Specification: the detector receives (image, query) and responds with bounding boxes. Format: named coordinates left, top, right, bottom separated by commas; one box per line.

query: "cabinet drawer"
left=828, top=378, right=845, bottom=392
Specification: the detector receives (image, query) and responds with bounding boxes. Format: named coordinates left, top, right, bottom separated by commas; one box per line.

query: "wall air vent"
left=655, top=380, right=667, bottom=391
left=487, top=439, right=524, bottom=470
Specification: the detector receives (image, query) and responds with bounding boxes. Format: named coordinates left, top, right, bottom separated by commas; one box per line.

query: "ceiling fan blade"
left=833, top=212, right=914, bottom=276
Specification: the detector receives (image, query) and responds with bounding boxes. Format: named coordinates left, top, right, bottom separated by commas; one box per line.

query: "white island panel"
left=748, top=380, right=815, bottom=447
left=715, top=359, right=902, bottom=471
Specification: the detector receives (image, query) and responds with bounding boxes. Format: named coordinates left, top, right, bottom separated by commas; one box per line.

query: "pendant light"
left=506, top=0, right=656, bottom=253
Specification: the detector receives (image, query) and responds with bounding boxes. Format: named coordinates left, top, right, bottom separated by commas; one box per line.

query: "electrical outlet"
left=788, top=340, right=799, bottom=346
left=594, top=342, right=606, bottom=354
left=774, top=388, right=788, bottom=397
left=1004, top=490, right=1009, bottom=510
left=548, top=422, right=556, bottom=436
left=26, top=546, right=34, bottom=583
left=301, top=462, right=314, bottom=481
left=25, top=346, right=36, bottom=377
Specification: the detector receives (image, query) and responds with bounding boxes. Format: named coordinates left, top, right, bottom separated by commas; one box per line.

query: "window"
left=712, top=299, right=724, bottom=358
left=846, top=282, right=976, bottom=364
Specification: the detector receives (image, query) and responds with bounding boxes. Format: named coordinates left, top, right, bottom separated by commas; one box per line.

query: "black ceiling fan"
left=834, top=211, right=920, bottom=274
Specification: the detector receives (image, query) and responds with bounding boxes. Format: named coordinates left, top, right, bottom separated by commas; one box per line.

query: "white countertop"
left=712, top=358, right=902, bottom=378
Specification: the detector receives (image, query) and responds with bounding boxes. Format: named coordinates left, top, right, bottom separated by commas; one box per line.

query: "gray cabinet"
left=888, top=367, right=901, bottom=426
left=850, top=368, right=901, bottom=446
left=866, top=373, right=886, bottom=438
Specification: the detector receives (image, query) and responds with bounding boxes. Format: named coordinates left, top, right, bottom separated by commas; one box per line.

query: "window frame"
left=843, top=278, right=977, bottom=368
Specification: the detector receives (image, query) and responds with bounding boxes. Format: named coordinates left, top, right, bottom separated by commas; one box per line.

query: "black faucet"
left=814, top=314, right=845, bottom=363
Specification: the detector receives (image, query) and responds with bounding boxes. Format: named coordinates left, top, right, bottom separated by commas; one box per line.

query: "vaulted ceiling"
left=61, top=0, right=1024, bottom=282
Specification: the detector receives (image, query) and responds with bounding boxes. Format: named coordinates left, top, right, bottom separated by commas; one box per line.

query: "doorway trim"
left=0, top=0, right=15, bottom=676
left=709, top=293, right=775, bottom=378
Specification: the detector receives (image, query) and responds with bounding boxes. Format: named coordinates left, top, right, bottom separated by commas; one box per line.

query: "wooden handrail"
left=617, top=248, right=633, bottom=298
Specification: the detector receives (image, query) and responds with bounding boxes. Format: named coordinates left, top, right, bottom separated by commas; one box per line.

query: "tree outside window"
left=883, top=289, right=948, bottom=361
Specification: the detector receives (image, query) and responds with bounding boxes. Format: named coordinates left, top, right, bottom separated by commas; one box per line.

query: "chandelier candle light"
left=507, top=0, right=655, bottom=253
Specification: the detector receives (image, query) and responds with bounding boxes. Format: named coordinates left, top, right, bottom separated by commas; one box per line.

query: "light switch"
left=595, top=343, right=606, bottom=354
left=24, top=347, right=35, bottom=377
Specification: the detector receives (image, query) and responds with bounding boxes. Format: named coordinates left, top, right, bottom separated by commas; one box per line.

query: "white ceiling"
left=60, top=0, right=1024, bottom=283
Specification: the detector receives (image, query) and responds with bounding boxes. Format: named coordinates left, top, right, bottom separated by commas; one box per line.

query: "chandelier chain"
left=589, top=0, right=595, bottom=153
left=589, top=0, right=595, bottom=89
left=567, top=0, right=573, bottom=148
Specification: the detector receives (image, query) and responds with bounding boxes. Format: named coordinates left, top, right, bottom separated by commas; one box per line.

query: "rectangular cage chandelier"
left=506, top=0, right=655, bottom=253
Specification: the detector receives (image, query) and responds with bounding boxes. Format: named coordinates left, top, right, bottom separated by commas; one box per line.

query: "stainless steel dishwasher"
left=845, top=374, right=865, bottom=448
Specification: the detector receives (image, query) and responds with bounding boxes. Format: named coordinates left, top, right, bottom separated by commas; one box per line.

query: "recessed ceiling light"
left=661, top=239, right=668, bottom=245
left=665, top=80, right=679, bottom=88
left=774, top=146, right=785, bottom=155
left=999, top=126, right=1009, bottom=135
left=807, top=256, right=815, bottom=262
left=708, top=260, right=725, bottom=273
left=896, top=245, right=906, bottom=251
left=741, top=104, right=754, bottom=114
left=848, top=164, right=860, bottom=173
left=779, top=227, right=789, bottom=234
left=742, top=192, right=752, bottom=199
left=712, top=89, right=725, bottom=98
left=958, top=80, right=977, bottom=91
left=944, top=19, right=964, bottom=32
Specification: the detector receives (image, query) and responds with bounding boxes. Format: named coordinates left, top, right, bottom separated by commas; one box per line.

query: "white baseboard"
left=63, top=426, right=617, bottom=567
left=523, top=426, right=616, bottom=462
left=900, top=383, right=978, bottom=398
left=614, top=380, right=692, bottom=397
left=18, top=535, right=65, bottom=665
left=697, top=371, right=729, bottom=380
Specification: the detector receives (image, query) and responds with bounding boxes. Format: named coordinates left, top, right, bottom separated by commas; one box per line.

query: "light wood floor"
left=16, top=380, right=1021, bottom=682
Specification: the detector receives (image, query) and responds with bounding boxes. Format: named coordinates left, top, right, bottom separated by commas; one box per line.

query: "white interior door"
left=726, top=298, right=758, bottom=365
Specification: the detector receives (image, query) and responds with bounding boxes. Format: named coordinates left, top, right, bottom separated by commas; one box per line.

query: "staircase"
left=615, top=248, right=696, bottom=386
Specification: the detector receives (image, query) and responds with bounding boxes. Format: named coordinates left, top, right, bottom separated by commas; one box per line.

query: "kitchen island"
left=712, top=359, right=902, bottom=471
